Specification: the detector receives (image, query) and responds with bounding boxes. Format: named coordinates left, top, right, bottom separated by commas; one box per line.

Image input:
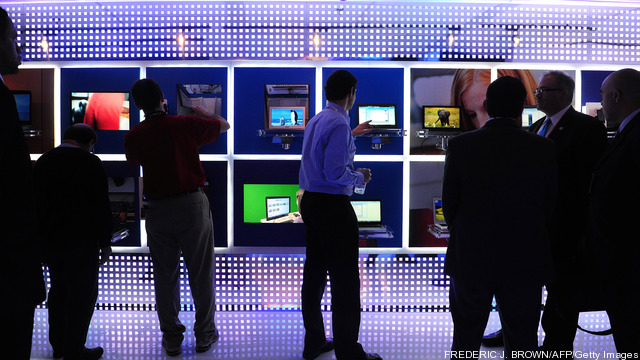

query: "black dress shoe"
left=196, top=329, right=220, bottom=353
left=481, top=329, right=504, bottom=347
left=364, top=353, right=383, bottom=360
left=302, top=338, right=335, bottom=360
left=63, top=347, right=104, bottom=360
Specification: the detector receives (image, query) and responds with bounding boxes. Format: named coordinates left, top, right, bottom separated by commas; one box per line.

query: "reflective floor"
left=30, top=309, right=617, bottom=360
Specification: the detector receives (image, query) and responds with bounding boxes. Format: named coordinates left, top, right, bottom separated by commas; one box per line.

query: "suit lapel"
left=595, top=113, right=640, bottom=169
left=547, top=107, right=574, bottom=141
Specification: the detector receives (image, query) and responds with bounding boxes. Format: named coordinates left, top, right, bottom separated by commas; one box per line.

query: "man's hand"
left=352, top=120, right=373, bottom=137
left=357, top=168, right=372, bottom=183
left=190, top=105, right=214, bottom=119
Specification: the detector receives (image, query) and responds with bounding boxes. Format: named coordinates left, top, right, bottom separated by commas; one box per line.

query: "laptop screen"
left=351, top=200, right=382, bottom=224
left=357, top=104, right=397, bottom=128
left=266, top=196, right=291, bottom=221
left=433, top=197, right=446, bottom=225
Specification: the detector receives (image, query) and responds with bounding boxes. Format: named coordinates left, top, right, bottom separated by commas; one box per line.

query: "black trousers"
left=300, top=191, right=365, bottom=360
left=603, top=279, right=640, bottom=356
left=46, top=250, right=100, bottom=357
left=540, top=276, right=579, bottom=352
left=0, top=304, right=36, bottom=360
left=449, top=276, right=541, bottom=359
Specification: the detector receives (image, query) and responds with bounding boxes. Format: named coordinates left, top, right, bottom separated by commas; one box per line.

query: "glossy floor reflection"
left=30, top=309, right=616, bottom=360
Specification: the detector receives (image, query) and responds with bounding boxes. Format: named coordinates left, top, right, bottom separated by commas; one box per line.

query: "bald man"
left=589, top=68, right=640, bottom=355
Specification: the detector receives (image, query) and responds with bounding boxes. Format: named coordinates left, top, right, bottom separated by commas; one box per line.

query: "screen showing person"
left=71, top=92, right=131, bottom=130
left=451, top=69, right=538, bottom=131
left=357, top=104, right=397, bottom=128
left=12, top=90, right=31, bottom=125
left=521, top=106, right=545, bottom=127
left=268, top=106, right=305, bottom=129
left=423, top=106, right=461, bottom=129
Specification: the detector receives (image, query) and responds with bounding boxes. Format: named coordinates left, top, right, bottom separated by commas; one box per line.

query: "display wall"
left=18, top=61, right=622, bottom=255
left=2, top=0, right=631, bottom=256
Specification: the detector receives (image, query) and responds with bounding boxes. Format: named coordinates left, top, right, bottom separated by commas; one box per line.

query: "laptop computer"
left=432, top=197, right=448, bottom=232
left=357, top=104, right=397, bottom=129
left=351, top=199, right=386, bottom=233
left=266, top=196, right=293, bottom=223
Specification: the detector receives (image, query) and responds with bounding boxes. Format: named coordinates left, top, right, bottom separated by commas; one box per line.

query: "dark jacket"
left=529, top=107, right=607, bottom=267
left=33, top=146, right=113, bottom=256
left=589, top=111, right=640, bottom=283
left=443, top=117, right=558, bottom=285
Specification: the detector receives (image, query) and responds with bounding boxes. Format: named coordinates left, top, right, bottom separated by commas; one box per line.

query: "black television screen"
left=12, top=90, right=31, bottom=125
left=71, top=92, right=131, bottom=130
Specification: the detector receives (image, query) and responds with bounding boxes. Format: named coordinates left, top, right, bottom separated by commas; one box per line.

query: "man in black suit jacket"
left=589, top=68, right=640, bottom=355
left=0, top=8, right=46, bottom=360
left=33, top=124, right=112, bottom=360
left=529, top=71, right=608, bottom=353
left=443, top=76, right=557, bottom=358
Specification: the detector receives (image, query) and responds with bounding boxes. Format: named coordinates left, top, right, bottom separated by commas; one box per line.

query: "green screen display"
left=243, top=184, right=300, bottom=223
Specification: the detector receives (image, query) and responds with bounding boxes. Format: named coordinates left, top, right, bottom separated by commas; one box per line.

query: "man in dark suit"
left=443, top=76, right=557, bottom=358
left=530, top=71, right=608, bottom=354
left=33, top=124, right=112, bottom=360
left=0, top=7, right=46, bottom=360
left=589, top=68, right=640, bottom=356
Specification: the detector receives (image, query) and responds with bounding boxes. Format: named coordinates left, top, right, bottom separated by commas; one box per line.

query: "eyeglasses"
left=534, top=87, right=564, bottom=95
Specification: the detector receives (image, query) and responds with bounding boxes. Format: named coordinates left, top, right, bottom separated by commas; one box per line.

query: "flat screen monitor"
left=267, top=106, right=306, bottom=130
left=265, top=196, right=291, bottom=221
left=71, top=92, right=131, bottom=130
left=357, top=104, right=397, bottom=128
left=264, top=84, right=309, bottom=131
left=12, top=90, right=31, bottom=125
left=521, top=106, right=545, bottom=127
left=433, top=197, right=446, bottom=225
left=177, top=84, right=222, bottom=117
left=422, top=106, right=461, bottom=130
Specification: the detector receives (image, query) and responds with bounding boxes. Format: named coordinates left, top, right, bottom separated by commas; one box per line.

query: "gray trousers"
left=145, top=189, right=217, bottom=346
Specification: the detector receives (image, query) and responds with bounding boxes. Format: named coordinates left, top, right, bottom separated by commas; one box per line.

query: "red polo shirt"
left=124, top=114, right=221, bottom=200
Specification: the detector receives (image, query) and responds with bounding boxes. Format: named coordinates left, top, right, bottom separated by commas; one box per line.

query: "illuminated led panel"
left=35, top=254, right=450, bottom=312
left=3, top=1, right=639, bottom=63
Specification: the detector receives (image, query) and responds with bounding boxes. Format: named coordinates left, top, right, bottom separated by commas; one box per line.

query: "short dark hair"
left=131, top=78, right=164, bottom=112
left=63, top=123, right=97, bottom=146
left=0, top=8, right=10, bottom=40
left=324, top=70, right=357, bottom=102
left=485, top=76, right=527, bottom=119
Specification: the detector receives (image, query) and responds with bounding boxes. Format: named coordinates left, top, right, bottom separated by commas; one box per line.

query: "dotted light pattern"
left=37, top=254, right=451, bottom=312
left=2, top=1, right=639, bottom=63
left=30, top=310, right=614, bottom=359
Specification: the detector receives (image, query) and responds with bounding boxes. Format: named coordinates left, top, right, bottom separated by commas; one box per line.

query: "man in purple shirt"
left=298, top=70, right=381, bottom=360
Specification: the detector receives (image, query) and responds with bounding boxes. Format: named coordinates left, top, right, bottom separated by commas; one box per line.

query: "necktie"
left=538, top=118, right=552, bottom=136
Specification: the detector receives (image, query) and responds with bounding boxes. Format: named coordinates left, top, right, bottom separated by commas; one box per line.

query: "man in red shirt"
left=124, top=78, right=229, bottom=356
